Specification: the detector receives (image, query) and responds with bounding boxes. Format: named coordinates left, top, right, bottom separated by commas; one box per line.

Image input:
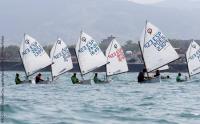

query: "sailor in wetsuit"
left=15, top=73, right=22, bottom=84
left=138, top=71, right=145, bottom=83
left=35, top=73, right=44, bottom=83
left=154, top=70, right=160, bottom=77
left=71, top=73, right=80, bottom=84
left=138, top=68, right=148, bottom=83
left=93, top=73, right=103, bottom=83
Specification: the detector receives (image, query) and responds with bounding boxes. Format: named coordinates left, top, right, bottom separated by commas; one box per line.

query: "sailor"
left=15, top=73, right=22, bottom=84
left=71, top=73, right=80, bottom=84
left=35, top=73, right=44, bottom=83
left=154, top=70, right=160, bottom=77
left=138, top=68, right=155, bottom=83
left=93, top=73, right=103, bottom=83
left=142, top=68, right=149, bottom=78
left=137, top=71, right=145, bottom=83
left=176, top=73, right=187, bottom=82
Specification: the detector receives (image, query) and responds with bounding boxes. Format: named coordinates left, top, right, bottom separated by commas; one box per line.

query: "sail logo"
left=147, top=28, right=153, bottom=35
left=25, top=39, right=30, bottom=44
left=79, top=40, right=100, bottom=56
left=191, top=44, right=196, bottom=49
left=57, top=40, right=61, bottom=44
left=108, top=48, right=125, bottom=62
left=81, top=37, right=86, bottom=42
left=114, top=44, right=118, bottom=49
left=144, top=31, right=167, bottom=51
left=53, top=47, right=71, bottom=62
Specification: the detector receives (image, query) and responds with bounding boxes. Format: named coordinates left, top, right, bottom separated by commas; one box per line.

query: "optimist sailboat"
left=138, top=21, right=179, bottom=83
left=186, top=40, right=200, bottom=78
left=75, top=31, right=107, bottom=84
left=50, top=38, right=73, bottom=81
left=105, top=39, right=128, bottom=81
left=19, top=34, right=52, bottom=84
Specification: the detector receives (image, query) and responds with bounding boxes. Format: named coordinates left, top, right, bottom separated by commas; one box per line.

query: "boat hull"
left=73, top=79, right=91, bottom=85
left=94, top=80, right=110, bottom=84
left=139, top=76, right=160, bottom=83
left=16, top=80, right=31, bottom=85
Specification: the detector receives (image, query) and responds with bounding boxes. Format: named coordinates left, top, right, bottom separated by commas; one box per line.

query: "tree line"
left=0, top=39, right=199, bottom=62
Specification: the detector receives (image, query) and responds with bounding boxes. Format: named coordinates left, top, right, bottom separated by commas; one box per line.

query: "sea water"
left=1, top=71, right=200, bottom=124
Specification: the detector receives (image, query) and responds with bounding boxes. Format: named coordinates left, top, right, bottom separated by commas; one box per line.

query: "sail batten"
left=75, top=32, right=107, bottom=75
left=106, top=39, right=128, bottom=76
left=19, top=34, right=52, bottom=76
left=50, top=38, right=73, bottom=79
left=186, top=41, right=200, bottom=77
left=139, top=22, right=179, bottom=72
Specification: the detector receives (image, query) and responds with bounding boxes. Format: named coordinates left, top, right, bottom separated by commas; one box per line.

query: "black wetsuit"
left=35, top=76, right=44, bottom=83
left=138, top=72, right=145, bottom=83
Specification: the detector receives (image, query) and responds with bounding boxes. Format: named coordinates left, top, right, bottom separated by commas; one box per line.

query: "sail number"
left=108, top=48, right=125, bottom=62
left=79, top=40, right=100, bottom=55
left=22, top=42, right=43, bottom=56
left=144, top=31, right=167, bottom=51
left=53, top=47, right=71, bottom=62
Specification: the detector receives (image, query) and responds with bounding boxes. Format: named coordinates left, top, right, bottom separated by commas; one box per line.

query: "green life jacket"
left=176, top=76, right=181, bottom=82
left=15, top=77, right=21, bottom=84
left=93, top=76, right=102, bottom=83
left=71, top=76, right=79, bottom=84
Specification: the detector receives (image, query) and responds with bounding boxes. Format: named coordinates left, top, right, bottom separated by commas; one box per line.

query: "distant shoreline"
left=0, top=62, right=188, bottom=72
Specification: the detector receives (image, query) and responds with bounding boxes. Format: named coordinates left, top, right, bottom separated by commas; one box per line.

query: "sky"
left=0, top=0, right=200, bottom=45
left=128, top=0, right=200, bottom=4
left=128, top=0, right=165, bottom=4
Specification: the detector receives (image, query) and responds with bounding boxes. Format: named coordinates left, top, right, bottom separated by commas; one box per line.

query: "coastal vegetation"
left=0, top=39, right=199, bottom=63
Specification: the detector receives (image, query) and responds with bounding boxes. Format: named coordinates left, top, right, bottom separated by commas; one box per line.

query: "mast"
left=105, top=39, right=114, bottom=80
left=21, top=33, right=29, bottom=80
left=1, top=36, right=5, bottom=123
left=50, top=39, right=59, bottom=81
left=185, top=41, right=193, bottom=79
left=185, top=53, right=191, bottom=79
left=76, top=30, right=84, bottom=80
left=140, top=20, right=150, bottom=77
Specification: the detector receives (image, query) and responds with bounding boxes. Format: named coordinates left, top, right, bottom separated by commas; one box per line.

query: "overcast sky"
left=0, top=0, right=200, bottom=45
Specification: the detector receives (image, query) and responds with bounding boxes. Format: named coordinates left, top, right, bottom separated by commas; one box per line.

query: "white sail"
left=159, top=65, right=169, bottom=71
left=19, top=34, right=52, bottom=76
left=106, top=39, right=128, bottom=76
left=186, top=41, right=200, bottom=76
left=50, top=38, right=73, bottom=78
left=75, top=32, right=107, bottom=74
left=139, top=22, right=179, bottom=72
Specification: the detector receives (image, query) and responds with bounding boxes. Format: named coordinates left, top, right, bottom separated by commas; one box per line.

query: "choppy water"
left=1, top=71, right=200, bottom=124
